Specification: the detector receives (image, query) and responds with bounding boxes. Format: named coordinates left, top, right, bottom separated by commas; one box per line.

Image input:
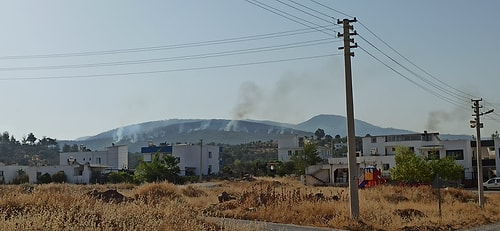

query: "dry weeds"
left=0, top=178, right=498, bottom=230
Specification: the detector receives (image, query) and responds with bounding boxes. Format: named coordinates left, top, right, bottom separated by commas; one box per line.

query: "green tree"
left=390, top=146, right=464, bottom=183
left=134, top=153, right=181, bottom=183
left=52, top=171, right=67, bottom=183
left=26, top=132, right=37, bottom=145
left=62, top=144, right=71, bottom=152
left=39, top=136, right=57, bottom=147
left=107, top=171, right=135, bottom=184
left=276, top=161, right=295, bottom=176
left=389, top=146, right=433, bottom=183
left=291, top=142, right=322, bottom=175
left=70, top=144, right=79, bottom=152
left=428, top=157, right=464, bottom=181
left=37, top=173, right=52, bottom=184
left=314, top=128, right=325, bottom=140
left=334, top=134, right=342, bottom=143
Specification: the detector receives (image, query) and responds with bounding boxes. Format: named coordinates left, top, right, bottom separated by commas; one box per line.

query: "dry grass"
left=0, top=178, right=498, bottom=230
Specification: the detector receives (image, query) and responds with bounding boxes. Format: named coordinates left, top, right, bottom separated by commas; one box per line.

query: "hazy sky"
left=0, top=0, right=499, bottom=140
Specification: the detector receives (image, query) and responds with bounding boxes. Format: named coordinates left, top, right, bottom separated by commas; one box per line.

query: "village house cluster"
left=0, top=142, right=221, bottom=184
left=279, top=132, right=500, bottom=187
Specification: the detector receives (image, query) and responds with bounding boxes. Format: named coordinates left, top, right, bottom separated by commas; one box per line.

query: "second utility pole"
left=338, top=17, right=359, bottom=219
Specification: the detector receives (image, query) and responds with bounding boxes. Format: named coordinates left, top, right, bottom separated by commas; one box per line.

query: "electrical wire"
left=357, top=34, right=470, bottom=106
left=308, top=0, right=354, bottom=19
left=245, top=0, right=337, bottom=37
left=358, top=46, right=470, bottom=111
left=274, top=0, right=333, bottom=25
left=0, top=53, right=342, bottom=81
left=357, top=21, right=477, bottom=101
left=0, top=26, right=336, bottom=60
left=0, top=38, right=340, bottom=71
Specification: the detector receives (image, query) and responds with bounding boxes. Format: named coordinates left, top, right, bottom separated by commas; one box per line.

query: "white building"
left=305, top=132, right=499, bottom=186
left=277, top=135, right=303, bottom=162
left=0, top=145, right=128, bottom=184
left=0, top=163, right=30, bottom=184
left=59, top=145, right=128, bottom=170
left=27, top=164, right=108, bottom=184
left=278, top=135, right=332, bottom=163
left=141, top=142, right=220, bottom=176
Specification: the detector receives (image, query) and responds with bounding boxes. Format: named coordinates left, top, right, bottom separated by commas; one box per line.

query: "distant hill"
left=59, top=114, right=424, bottom=152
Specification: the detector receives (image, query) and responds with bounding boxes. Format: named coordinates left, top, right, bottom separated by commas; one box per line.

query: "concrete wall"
left=277, top=135, right=300, bottom=162
left=60, top=145, right=128, bottom=170
left=172, top=144, right=220, bottom=176
left=0, top=165, right=30, bottom=184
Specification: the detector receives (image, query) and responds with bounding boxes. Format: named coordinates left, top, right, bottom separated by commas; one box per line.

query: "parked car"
left=484, top=177, right=500, bottom=190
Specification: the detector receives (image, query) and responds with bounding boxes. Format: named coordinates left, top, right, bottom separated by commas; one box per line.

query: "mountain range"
left=59, top=114, right=468, bottom=153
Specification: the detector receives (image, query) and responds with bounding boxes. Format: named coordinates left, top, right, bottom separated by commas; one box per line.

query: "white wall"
left=60, top=145, right=128, bottom=170
left=0, top=165, right=30, bottom=184
left=277, top=135, right=300, bottom=162
left=172, top=144, right=220, bottom=176
left=28, top=165, right=91, bottom=184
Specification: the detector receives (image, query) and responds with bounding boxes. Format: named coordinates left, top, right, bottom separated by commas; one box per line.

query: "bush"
left=107, top=171, right=136, bottom=184
left=51, top=171, right=67, bottom=183
left=12, top=169, right=29, bottom=184
left=37, top=173, right=52, bottom=184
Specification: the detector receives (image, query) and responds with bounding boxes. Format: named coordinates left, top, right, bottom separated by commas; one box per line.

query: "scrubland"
left=0, top=177, right=498, bottom=230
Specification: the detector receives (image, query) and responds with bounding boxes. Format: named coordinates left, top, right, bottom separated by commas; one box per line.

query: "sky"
left=0, top=0, right=499, bottom=141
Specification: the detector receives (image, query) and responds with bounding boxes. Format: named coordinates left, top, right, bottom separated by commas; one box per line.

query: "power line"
left=0, top=53, right=342, bottom=81
left=357, top=20, right=477, bottom=100
left=274, top=0, right=333, bottom=25
left=358, top=46, right=469, bottom=111
left=289, top=0, right=500, bottom=124
left=0, top=38, right=340, bottom=71
left=287, top=0, right=333, bottom=19
left=245, top=0, right=337, bottom=37
left=308, top=0, right=354, bottom=19
left=357, top=34, right=470, bottom=106
left=0, top=26, right=336, bottom=60
left=356, top=21, right=500, bottom=120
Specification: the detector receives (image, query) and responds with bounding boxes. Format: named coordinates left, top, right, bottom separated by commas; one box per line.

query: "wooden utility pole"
left=337, top=17, right=359, bottom=219
left=471, top=99, right=494, bottom=208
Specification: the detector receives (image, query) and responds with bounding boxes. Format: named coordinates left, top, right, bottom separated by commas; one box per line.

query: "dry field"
left=0, top=177, right=498, bottom=231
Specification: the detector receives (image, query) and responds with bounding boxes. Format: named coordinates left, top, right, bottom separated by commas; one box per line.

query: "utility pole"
left=470, top=99, right=494, bottom=208
left=199, top=139, right=203, bottom=182
left=337, top=17, right=359, bottom=219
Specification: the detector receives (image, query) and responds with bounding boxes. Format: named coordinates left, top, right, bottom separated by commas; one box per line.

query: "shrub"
left=37, top=173, right=52, bottom=184
left=51, top=171, right=67, bottom=183
left=12, top=169, right=29, bottom=184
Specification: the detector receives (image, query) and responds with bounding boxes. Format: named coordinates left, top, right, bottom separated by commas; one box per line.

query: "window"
left=0, top=171, right=3, bottom=176
left=97, top=157, right=101, bottom=164
left=288, top=150, right=292, bottom=156
left=409, top=147, right=414, bottom=152
left=446, top=150, right=464, bottom=160
left=208, top=151, right=212, bottom=159
left=382, top=163, right=390, bottom=171
left=371, top=137, right=377, bottom=143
